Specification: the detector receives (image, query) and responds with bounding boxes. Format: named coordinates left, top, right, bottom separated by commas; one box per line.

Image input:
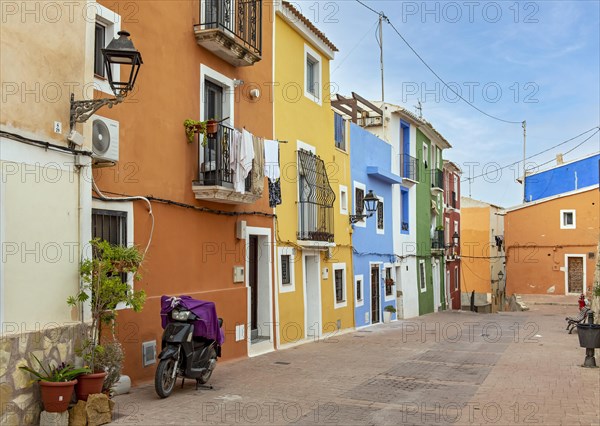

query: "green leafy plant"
left=593, top=283, right=600, bottom=298
left=184, top=119, right=208, bottom=145
left=384, top=305, right=397, bottom=313
left=95, top=340, right=124, bottom=394
left=19, top=354, right=90, bottom=383
left=68, top=239, right=146, bottom=372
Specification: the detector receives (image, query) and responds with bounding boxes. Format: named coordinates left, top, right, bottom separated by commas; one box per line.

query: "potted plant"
left=183, top=119, right=208, bottom=145
left=19, top=354, right=90, bottom=412
left=383, top=305, right=397, bottom=324
left=68, top=239, right=146, bottom=400
left=205, top=119, right=218, bottom=135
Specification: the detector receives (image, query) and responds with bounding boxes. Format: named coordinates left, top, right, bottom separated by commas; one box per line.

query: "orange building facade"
left=91, top=0, right=275, bottom=384
left=505, top=187, right=600, bottom=296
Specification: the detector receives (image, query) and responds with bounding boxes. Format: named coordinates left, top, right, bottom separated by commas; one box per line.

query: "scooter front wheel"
left=155, top=358, right=177, bottom=398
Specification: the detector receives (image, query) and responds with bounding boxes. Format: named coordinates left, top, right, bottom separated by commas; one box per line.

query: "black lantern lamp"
left=70, top=31, right=143, bottom=130
left=498, top=270, right=504, bottom=282
left=350, top=190, right=379, bottom=224
left=452, top=231, right=459, bottom=247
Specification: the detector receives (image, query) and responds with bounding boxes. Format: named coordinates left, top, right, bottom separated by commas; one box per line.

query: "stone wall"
left=0, top=323, right=87, bottom=425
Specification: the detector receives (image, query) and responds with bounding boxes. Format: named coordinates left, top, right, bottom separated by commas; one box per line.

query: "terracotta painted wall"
left=460, top=205, right=491, bottom=295
left=505, top=188, right=600, bottom=295
left=93, top=0, right=274, bottom=384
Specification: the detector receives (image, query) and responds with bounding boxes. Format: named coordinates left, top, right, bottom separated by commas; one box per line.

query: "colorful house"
left=443, top=160, right=462, bottom=310
left=90, top=0, right=276, bottom=382
left=349, top=123, right=402, bottom=327
left=506, top=154, right=599, bottom=296
left=460, top=197, right=506, bottom=312
left=415, top=125, right=451, bottom=314
left=1, top=3, right=94, bottom=422
left=274, top=2, right=356, bottom=345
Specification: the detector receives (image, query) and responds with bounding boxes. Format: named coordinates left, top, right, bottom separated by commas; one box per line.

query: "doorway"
left=395, top=266, right=403, bottom=319
left=433, top=259, right=440, bottom=312
left=566, top=255, right=585, bottom=294
left=304, top=254, right=321, bottom=340
left=371, top=264, right=380, bottom=324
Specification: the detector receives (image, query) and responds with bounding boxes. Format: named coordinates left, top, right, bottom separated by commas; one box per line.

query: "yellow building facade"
left=273, top=2, right=354, bottom=345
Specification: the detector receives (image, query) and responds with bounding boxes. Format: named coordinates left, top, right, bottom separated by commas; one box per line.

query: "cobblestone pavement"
left=111, top=303, right=599, bottom=425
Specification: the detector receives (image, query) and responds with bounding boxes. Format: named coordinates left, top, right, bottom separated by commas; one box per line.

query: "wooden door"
left=567, top=256, right=584, bottom=294
left=371, top=265, right=380, bottom=324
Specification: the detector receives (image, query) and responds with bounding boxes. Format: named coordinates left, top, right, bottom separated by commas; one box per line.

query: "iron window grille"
left=92, top=209, right=127, bottom=282
left=281, top=254, right=291, bottom=285
left=356, top=278, right=362, bottom=301
left=400, top=154, right=418, bottom=181
left=335, top=269, right=344, bottom=303
left=297, top=149, right=335, bottom=242
left=376, top=200, right=384, bottom=230
left=355, top=187, right=364, bottom=217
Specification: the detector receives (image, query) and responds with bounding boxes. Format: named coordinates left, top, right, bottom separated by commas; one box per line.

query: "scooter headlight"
left=171, top=309, right=191, bottom=321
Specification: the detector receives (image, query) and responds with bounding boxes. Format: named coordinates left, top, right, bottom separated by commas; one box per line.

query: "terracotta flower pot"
left=40, top=380, right=77, bottom=413
left=76, top=372, right=107, bottom=401
left=206, top=120, right=218, bottom=135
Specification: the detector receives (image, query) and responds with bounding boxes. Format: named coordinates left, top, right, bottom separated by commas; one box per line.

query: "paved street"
left=112, top=300, right=599, bottom=425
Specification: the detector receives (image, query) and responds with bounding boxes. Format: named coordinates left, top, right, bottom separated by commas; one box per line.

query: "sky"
left=291, top=0, right=600, bottom=207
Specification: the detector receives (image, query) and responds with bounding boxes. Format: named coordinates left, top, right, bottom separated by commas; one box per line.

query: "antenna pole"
left=522, top=120, right=527, bottom=203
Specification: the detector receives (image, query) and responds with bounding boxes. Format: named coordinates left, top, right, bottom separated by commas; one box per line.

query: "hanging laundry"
left=231, top=129, right=255, bottom=193
left=268, top=178, right=282, bottom=208
left=251, top=136, right=265, bottom=196
left=264, top=139, right=280, bottom=180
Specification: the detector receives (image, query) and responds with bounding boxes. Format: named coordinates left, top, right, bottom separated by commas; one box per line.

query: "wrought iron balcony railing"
left=431, top=229, right=445, bottom=250
left=400, top=154, right=418, bottom=182
left=197, top=124, right=233, bottom=187
left=195, top=0, right=262, bottom=66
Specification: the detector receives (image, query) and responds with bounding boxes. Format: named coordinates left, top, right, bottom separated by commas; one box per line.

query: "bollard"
left=583, top=312, right=598, bottom=368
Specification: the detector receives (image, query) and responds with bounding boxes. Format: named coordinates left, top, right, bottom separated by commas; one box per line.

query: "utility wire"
left=354, top=0, right=523, bottom=125
left=462, top=127, right=600, bottom=182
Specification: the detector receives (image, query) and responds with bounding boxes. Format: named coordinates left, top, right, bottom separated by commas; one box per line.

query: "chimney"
left=556, top=153, right=564, bottom=165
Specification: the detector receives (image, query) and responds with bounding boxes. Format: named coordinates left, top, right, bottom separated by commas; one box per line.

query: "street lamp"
left=452, top=231, right=459, bottom=247
left=498, top=270, right=504, bottom=282
left=349, top=190, right=379, bottom=224
left=70, top=31, right=143, bottom=130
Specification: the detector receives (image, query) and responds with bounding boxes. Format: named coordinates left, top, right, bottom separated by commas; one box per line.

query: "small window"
left=419, top=260, right=426, bottom=292
left=92, top=209, right=127, bottom=246
left=333, top=263, right=347, bottom=308
left=334, top=113, right=346, bottom=150
left=94, top=23, right=106, bottom=77
left=376, top=198, right=384, bottom=233
left=385, top=267, right=393, bottom=296
left=281, top=255, right=291, bottom=285
left=423, top=144, right=429, bottom=169
left=401, top=188, right=409, bottom=234
left=306, top=56, right=318, bottom=96
left=339, top=185, right=348, bottom=215
left=560, top=210, right=576, bottom=229
left=355, top=187, right=364, bottom=217
left=356, top=278, right=363, bottom=301
left=454, top=267, right=459, bottom=291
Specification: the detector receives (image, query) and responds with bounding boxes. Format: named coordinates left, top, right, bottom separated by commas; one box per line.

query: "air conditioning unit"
left=91, top=115, right=119, bottom=163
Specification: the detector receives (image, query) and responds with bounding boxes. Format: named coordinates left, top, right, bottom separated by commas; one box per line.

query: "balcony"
left=400, top=154, right=418, bottom=186
left=431, top=168, right=444, bottom=195
left=192, top=124, right=259, bottom=204
left=431, top=229, right=445, bottom=251
left=194, top=0, right=262, bottom=67
left=297, top=150, right=335, bottom=246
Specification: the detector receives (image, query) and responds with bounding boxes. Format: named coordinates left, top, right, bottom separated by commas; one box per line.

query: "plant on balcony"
left=184, top=119, right=208, bottom=145
left=67, top=239, right=146, bottom=399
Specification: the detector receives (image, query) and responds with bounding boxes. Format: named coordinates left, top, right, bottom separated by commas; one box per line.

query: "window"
left=419, top=260, right=427, bottom=292
left=454, top=266, right=459, bottom=291
left=376, top=197, right=384, bottom=234
left=278, top=247, right=296, bottom=292
left=561, top=210, right=576, bottom=229
left=92, top=209, right=127, bottom=246
left=304, top=44, right=321, bottom=104
left=353, top=181, right=366, bottom=228
left=339, top=185, right=348, bottom=215
left=430, top=144, right=437, bottom=170
left=401, top=187, right=409, bottom=234
left=333, top=263, right=347, bottom=309
left=93, top=5, right=121, bottom=95
left=445, top=218, right=450, bottom=249
left=334, top=113, right=346, bottom=150
left=385, top=267, right=393, bottom=296
left=423, top=144, right=429, bottom=169
left=355, top=275, right=364, bottom=306
left=94, top=23, right=106, bottom=77
left=204, top=80, right=224, bottom=120
left=281, top=255, right=291, bottom=284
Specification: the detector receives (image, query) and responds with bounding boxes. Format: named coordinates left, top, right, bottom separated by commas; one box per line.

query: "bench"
left=566, top=307, right=591, bottom=334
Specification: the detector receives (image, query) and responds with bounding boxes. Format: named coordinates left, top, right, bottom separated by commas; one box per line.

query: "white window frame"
left=333, top=263, right=347, bottom=309
left=376, top=195, right=385, bottom=235
left=355, top=274, right=364, bottom=307
left=560, top=209, right=576, bottom=229
left=200, top=64, right=235, bottom=127
left=419, top=260, right=427, bottom=293
left=93, top=4, right=121, bottom=96
left=339, top=184, right=348, bottom=215
left=304, top=44, right=322, bottom=105
left=384, top=264, right=395, bottom=301
left=278, top=247, right=296, bottom=293
left=91, top=199, right=134, bottom=310
left=353, top=181, right=366, bottom=228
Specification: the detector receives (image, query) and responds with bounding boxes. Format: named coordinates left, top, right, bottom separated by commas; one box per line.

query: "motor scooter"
left=155, top=295, right=224, bottom=398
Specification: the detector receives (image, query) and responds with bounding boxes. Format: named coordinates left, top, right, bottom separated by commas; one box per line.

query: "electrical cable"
left=354, top=0, right=523, bottom=125
left=92, top=179, right=155, bottom=259
left=0, top=130, right=93, bottom=156
left=462, top=127, right=600, bottom=182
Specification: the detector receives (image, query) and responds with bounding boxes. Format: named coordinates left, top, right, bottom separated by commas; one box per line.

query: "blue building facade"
left=350, top=123, right=402, bottom=327
left=525, top=153, right=599, bottom=202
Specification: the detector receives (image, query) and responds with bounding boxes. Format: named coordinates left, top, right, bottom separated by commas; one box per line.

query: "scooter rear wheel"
left=155, top=358, right=177, bottom=398
left=197, top=348, right=217, bottom=384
